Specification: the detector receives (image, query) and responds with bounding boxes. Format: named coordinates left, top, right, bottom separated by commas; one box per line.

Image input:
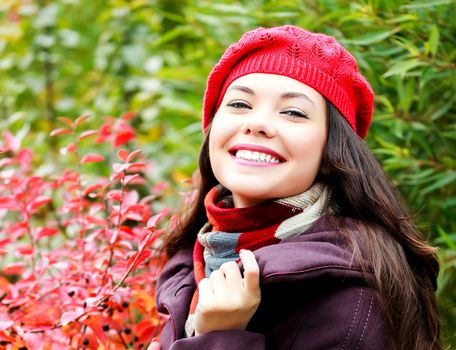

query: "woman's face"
left=209, top=73, right=328, bottom=208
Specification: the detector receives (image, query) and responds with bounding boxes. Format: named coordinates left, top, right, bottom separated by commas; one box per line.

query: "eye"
left=227, top=101, right=252, bottom=109
left=280, top=109, right=309, bottom=119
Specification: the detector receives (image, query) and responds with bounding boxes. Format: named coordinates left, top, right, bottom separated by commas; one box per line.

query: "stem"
left=20, top=190, right=36, bottom=271
left=43, top=45, right=55, bottom=128
left=49, top=198, right=69, bottom=239
left=116, top=329, right=128, bottom=348
left=112, top=229, right=155, bottom=294
left=73, top=135, right=87, bottom=263
left=101, top=172, right=126, bottom=285
left=28, top=230, right=157, bottom=333
left=25, top=216, right=36, bottom=271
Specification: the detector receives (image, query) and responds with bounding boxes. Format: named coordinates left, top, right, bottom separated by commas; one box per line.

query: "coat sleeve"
left=160, top=286, right=388, bottom=350
left=284, top=286, right=389, bottom=350
left=168, top=330, right=265, bottom=350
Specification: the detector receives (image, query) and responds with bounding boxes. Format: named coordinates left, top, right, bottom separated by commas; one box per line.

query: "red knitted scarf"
left=189, top=184, right=325, bottom=317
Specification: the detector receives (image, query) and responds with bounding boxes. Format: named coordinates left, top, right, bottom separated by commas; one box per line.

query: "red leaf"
left=67, top=142, right=77, bottom=153
left=84, top=316, right=107, bottom=346
left=109, top=172, right=124, bottom=182
left=16, top=245, right=33, bottom=256
left=80, top=153, right=105, bottom=165
left=146, top=209, right=170, bottom=230
left=36, top=227, right=59, bottom=240
left=60, top=308, right=84, bottom=326
left=79, top=333, right=98, bottom=350
left=23, top=332, right=45, bottom=350
left=0, top=238, right=11, bottom=247
left=60, top=142, right=78, bottom=155
left=117, top=149, right=129, bottom=162
left=28, top=196, right=52, bottom=211
left=84, top=183, right=103, bottom=196
left=126, top=149, right=142, bottom=163
left=57, top=116, right=74, bottom=128
left=0, top=320, right=13, bottom=331
left=17, top=148, right=33, bottom=170
left=50, top=128, right=73, bottom=137
left=152, top=181, right=168, bottom=194
left=122, top=190, right=139, bottom=206
left=3, top=262, right=25, bottom=275
left=3, top=131, right=20, bottom=151
left=0, top=330, right=15, bottom=342
left=122, top=174, right=141, bottom=186
left=121, top=111, right=136, bottom=120
left=114, top=130, right=135, bottom=148
left=78, top=130, right=99, bottom=141
left=96, top=123, right=112, bottom=143
left=138, top=229, right=163, bottom=251
left=134, top=318, right=157, bottom=343
left=125, top=162, right=146, bottom=172
left=74, top=114, right=90, bottom=127
left=21, top=308, right=55, bottom=329
left=126, top=250, right=152, bottom=270
left=109, top=228, right=119, bottom=245
left=107, top=190, right=122, bottom=201
left=0, top=196, right=16, bottom=209
left=112, top=163, right=127, bottom=173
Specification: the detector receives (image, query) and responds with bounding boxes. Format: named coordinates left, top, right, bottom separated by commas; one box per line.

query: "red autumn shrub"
left=0, top=113, right=171, bottom=349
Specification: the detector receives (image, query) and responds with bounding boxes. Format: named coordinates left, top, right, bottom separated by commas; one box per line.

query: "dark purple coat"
left=155, top=217, right=389, bottom=349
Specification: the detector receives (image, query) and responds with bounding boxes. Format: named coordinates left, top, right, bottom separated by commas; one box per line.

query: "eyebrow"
left=227, top=85, right=255, bottom=94
left=280, top=92, right=316, bottom=108
left=226, top=85, right=316, bottom=108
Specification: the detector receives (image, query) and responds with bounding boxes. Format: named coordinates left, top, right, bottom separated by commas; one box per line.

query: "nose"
left=241, top=112, right=276, bottom=138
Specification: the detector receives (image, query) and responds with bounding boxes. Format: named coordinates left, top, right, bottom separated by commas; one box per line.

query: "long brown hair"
left=163, top=102, right=441, bottom=349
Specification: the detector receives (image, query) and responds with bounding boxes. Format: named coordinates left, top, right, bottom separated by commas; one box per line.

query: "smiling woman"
left=210, top=73, right=327, bottom=208
left=151, top=25, right=441, bottom=350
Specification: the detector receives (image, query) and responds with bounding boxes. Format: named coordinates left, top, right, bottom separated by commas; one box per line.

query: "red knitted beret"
left=202, top=25, right=374, bottom=138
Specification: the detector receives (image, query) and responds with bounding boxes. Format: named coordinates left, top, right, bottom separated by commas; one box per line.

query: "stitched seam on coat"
left=263, top=265, right=364, bottom=280
left=355, top=294, right=374, bottom=349
left=341, top=288, right=363, bottom=350
left=163, top=304, right=177, bottom=342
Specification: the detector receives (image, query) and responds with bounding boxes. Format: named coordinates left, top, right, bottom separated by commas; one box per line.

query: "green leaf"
left=425, top=25, right=440, bottom=56
left=149, top=25, right=194, bottom=48
left=421, top=171, right=456, bottom=196
left=400, top=0, right=454, bottom=9
left=345, top=28, right=400, bottom=46
left=436, top=226, right=456, bottom=250
left=383, top=59, right=427, bottom=79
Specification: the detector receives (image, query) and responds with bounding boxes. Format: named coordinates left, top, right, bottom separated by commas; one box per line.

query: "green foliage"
left=1, top=0, right=455, bottom=346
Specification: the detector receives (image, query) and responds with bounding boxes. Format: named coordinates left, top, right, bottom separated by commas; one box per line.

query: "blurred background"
left=0, top=0, right=455, bottom=346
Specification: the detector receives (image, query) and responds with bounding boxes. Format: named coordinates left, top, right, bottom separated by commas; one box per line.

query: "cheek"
left=290, top=126, right=327, bottom=155
left=207, top=124, right=226, bottom=181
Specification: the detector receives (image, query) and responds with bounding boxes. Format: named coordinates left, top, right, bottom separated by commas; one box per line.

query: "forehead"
left=226, top=73, right=324, bottom=102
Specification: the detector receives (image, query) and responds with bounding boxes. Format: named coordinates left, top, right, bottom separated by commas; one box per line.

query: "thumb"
left=147, top=339, right=161, bottom=350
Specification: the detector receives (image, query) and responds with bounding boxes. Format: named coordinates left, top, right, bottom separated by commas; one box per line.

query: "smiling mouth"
left=234, top=150, right=281, bottom=163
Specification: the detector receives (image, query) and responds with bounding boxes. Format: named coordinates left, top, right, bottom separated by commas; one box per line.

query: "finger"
left=147, top=339, right=161, bottom=350
left=208, top=269, right=227, bottom=293
left=239, top=250, right=260, bottom=293
left=219, top=261, right=243, bottom=288
left=198, top=277, right=213, bottom=299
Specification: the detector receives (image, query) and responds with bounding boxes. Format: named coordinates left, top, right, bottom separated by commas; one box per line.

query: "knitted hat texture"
left=202, top=25, right=374, bottom=138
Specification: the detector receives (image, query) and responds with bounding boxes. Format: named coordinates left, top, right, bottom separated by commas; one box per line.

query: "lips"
left=229, top=144, right=286, bottom=163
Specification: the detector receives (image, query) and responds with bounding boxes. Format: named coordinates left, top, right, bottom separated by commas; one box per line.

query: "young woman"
left=148, top=25, right=441, bottom=350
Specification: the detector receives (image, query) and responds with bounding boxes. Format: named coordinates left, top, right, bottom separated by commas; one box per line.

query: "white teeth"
left=235, top=150, right=280, bottom=163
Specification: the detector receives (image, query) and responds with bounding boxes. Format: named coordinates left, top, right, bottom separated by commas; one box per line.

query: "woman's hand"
left=147, top=338, right=161, bottom=350
left=194, top=249, right=261, bottom=335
